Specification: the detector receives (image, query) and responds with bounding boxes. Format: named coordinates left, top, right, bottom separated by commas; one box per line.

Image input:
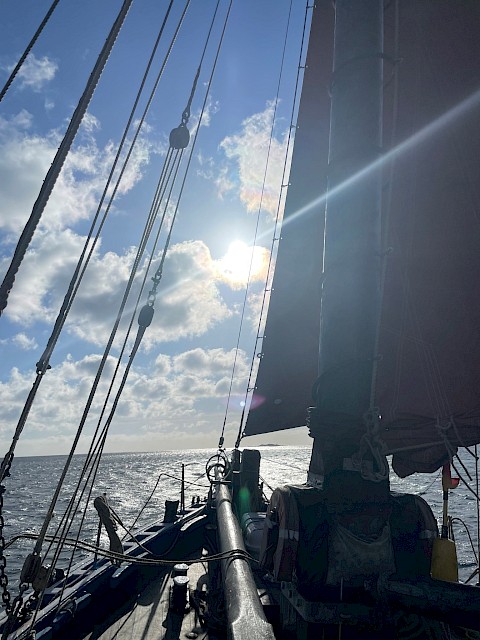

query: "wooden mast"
left=308, top=0, right=384, bottom=481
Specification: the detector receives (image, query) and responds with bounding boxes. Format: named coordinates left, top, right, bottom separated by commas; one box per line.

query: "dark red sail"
left=244, top=1, right=480, bottom=477
left=242, top=2, right=332, bottom=435
left=375, top=1, right=480, bottom=476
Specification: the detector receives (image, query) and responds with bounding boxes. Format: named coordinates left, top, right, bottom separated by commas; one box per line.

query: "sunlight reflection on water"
left=2, top=447, right=478, bottom=586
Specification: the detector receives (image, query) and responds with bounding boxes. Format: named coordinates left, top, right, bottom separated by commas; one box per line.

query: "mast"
left=308, top=0, right=384, bottom=481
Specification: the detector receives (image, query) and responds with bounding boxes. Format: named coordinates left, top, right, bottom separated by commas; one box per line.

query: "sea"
left=1, top=447, right=479, bottom=590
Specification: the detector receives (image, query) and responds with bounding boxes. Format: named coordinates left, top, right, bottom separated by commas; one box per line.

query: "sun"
left=217, top=240, right=267, bottom=286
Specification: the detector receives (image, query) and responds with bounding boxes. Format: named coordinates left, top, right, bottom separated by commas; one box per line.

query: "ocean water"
left=1, top=447, right=479, bottom=591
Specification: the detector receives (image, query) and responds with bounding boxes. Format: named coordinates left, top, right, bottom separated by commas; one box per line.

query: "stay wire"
left=31, top=127, right=173, bottom=567
left=28, top=0, right=191, bottom=563
left=29, top=0, right=227, bottom=615
left=16, top=10, right=193, bottom=636
left=39, top=133, right=184, bottom=621
left=20, top=3, right=225, bottom=624
left=82, top=21, right=232, bottom=559
left=147, top=0, right=233, bottom=304
left=0, top=0, right=134, bottom=317
left=44, top=314, right=162, bottom=618
left=224, top=0, right=295, bottom=449
left=233, top=0, right=311, bottom=449
left=38, top=404, right=127, bottom=621
left=0, top=0, right=179, bottom=487
left=38, top=0, right=217, bottom=589
left=36, top=0, right=184, bottom=374
left=0, top=0, right=60, bottom=103
left=71, top=89, right=197, bottom=528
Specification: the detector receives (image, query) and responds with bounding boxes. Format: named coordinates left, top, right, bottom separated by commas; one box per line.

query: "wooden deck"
left=81, top=560, right=221, bottom=640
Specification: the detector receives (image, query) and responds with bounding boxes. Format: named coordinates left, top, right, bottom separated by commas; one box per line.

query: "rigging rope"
left=54, top=0, right=222, bottom=568
left=2, top=0, right=171, bottom=485
left=229, top=1, right=312, bottom=450
left=476, top=444, right=480, bottom=585
left=9, top=0, right=189, bottom=573
left=6, top=532, right=257, bottom=567
left=29, top=113, right=185, bottom=637
left=22, top=1, right=231, bottom=627
left=0, top=1, right=180, bottom=496
left=0, top=0, right=136, bottom=622
left=0, top=0, right=134, bottom=318
left=0, top=0, right=60, bottom=103
left=37, top=144, right=187, bottom=614
left=1, top=0, right=194, bottom=628
left=48, top=4, right=235, bottom=590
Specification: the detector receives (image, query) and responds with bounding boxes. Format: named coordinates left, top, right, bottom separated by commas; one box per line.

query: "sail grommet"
left=169, top=124, right=190, bottom=150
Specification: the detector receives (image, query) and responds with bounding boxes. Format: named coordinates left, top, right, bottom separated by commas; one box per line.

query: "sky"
left=0, top=0, right=313, bottom=456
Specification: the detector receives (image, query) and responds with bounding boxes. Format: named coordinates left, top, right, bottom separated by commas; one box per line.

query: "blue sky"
left=0, top=0, right=312, bottom=455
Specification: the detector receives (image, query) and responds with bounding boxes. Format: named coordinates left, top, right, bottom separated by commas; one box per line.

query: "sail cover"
left=245, top=1, right=480, bottom=476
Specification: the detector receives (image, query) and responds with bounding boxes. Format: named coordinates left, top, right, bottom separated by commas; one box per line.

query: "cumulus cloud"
left=12, top=333, right=38, bottom=350
left=216, top=100, right=290, bottom=217
left=3, top=230, right=234, bottom=351
left=66, top=238, right=233, bottom=348
left=0, top=108, right=174, bottom=346
left=0, top=110, right=163, bottom=236
left=0, top=100, right=282, bottom=455
left=0, top=112, right=241, bottom=350
left=10, top=53, right=58, bottom=91
left=142, top=240, right=232, bottom=346
left=0, top=347, right=250, bottom=455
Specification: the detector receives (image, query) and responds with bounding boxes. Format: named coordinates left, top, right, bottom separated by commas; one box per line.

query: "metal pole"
left=215, top=482, right=275, bottom=640
left=181, top=463, right=185, bottom=513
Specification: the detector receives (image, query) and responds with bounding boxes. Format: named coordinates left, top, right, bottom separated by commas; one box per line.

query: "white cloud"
left=0, top=111, right=164, bottom=236
left=189, top=94, right=219, bottom=135
left=173, top=347, right=243, bottom=377
left=0, top=118, right=236, bottom=349
left=81, top=112, right=101, bottom=134
left=141, top=240, right=233, bottom=347
left=0, top=347, right=251, bottom=455
left=0, top=103, right=279, bottom=455
left=0, top=109, right=172, bottom=344
left=196, top=152, right=215, bottom=180
left=10, top=54, right=58, bottom=91
left=12, top=333, right=38, bottom=350
left=2, top=231, right=234, bottom=351
left=217, top=100, right=290, bottom=217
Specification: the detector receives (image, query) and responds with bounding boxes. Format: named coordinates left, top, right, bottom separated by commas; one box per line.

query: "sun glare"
left=217, top=240, right=267, bottom=286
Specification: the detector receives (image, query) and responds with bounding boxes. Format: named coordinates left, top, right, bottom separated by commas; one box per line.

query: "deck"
left=81, top=560, right=221, bottom=640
